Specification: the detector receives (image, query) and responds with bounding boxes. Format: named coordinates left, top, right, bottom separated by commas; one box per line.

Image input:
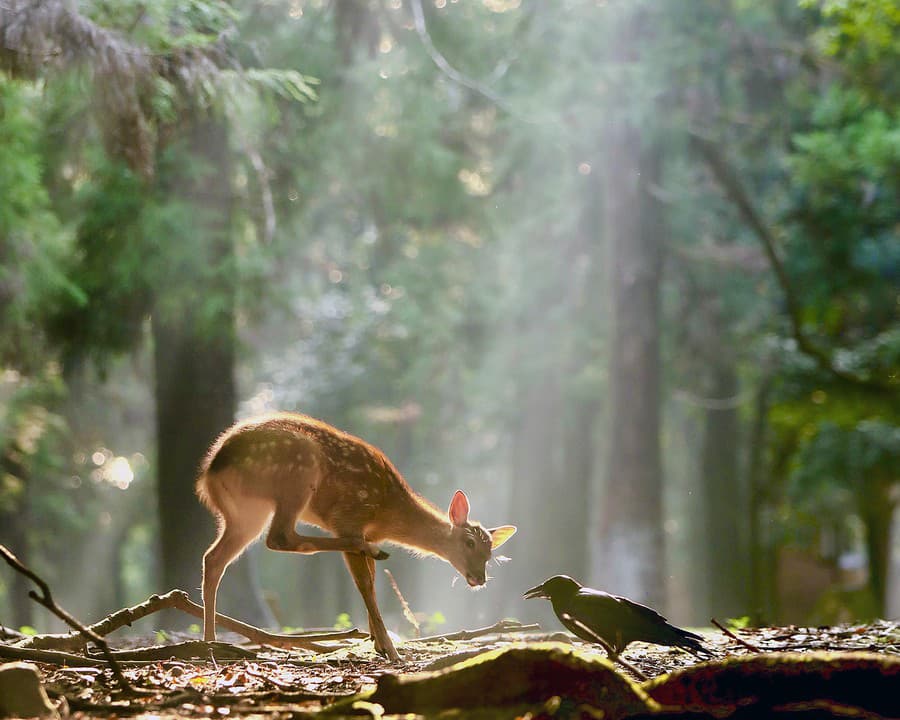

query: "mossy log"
left=330, top=642, right=655, bottom=718
left=643, top=651, right=900, bottom=718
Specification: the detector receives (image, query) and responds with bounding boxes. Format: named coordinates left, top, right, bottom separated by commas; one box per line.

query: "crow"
left=524, top=575, right=712, bottom=659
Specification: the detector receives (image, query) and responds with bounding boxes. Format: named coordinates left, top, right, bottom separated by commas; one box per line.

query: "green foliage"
left=788, top=88, right=900, bottom=335
left=787, top=420, right=899, bottom=514
left=333, top=612, right=353, bottom=631
left=0, top=366, right=68, bottom=516
left=422, top=611, right=447, bottom=635
left=86, top=0, right=239, bottom=53
left=802, top=0, right=900, bottom=98
left=726, top=616, right=752, bottom=630
left=0, top=81, right=76, bottom=370
left=809, top=586, right=880, bottom=624
left=219, top=69, right=319, bottom=105
left=43, top=163, right=154, bottom=365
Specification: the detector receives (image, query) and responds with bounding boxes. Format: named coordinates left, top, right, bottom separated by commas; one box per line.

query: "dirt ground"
left=14, top=619, right=898, bottom=719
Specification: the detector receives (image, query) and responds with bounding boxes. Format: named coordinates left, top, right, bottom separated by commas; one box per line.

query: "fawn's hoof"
left=377, top=643, right=402, bottom=662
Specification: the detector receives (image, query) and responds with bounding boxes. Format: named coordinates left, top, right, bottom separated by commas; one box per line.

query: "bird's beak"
left=523, top=583, right=548, bottom=600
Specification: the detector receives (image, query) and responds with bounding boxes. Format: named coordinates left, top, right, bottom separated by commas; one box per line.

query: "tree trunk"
left=153, top=115, right=271, bottom=628
left=596, top=133, right=665, bottom=607
left=334, top=0, right=379, bottom=66
left=508, top=367, right=564, bottom=594
left=562, top=396, right=599, bottom=581
left=0, top=450, right=31, bottom=629
left=560, top=166, right=605, bottom=583
left=859, top=478, right=893, bottom=617
left=747, top=378, right=776, bottom=624
left=701, top=355, right=748, bottom=618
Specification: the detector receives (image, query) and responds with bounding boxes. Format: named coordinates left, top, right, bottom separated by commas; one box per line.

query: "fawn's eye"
left=465, top=538, right=475, bottom=549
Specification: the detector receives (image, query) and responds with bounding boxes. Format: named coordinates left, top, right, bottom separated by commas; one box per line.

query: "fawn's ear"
left=448, top=490, right=470, bottom=527
left=489, top=525, right=517, bottom=550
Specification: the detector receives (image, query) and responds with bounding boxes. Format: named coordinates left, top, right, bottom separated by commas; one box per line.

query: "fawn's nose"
left=466, top=572, right=485, bottom=587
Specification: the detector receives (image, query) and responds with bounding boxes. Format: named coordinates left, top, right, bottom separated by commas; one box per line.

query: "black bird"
left=524, top=575, right=711, bottom=659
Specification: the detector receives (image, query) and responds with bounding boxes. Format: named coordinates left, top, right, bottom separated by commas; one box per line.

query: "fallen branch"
left=414, top=620, right=541, bottom=644
left=19, top=589, right=367, bottom=653
left=0, top=639, right=261, bottom=666
left=0, top=543, right=136, bottom=692
left=0, top=642, right=110, bottom=667
left=163, top=591, right=367, bottom=651
left=711, top=618, right=762, bottom=653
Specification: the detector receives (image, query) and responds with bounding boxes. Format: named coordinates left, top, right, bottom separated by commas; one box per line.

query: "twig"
left=561, top=614, right=649, bottom=681
left=384, top=569, right=419, bottom=637
left=0, top=543, right=136, bottom=692
left=414, top=620, right=540, bottom=643
left=711, top=618, right=762, bottom=653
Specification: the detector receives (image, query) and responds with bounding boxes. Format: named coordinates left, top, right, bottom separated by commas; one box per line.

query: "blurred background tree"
left=0, top=0, right=897, bottom=635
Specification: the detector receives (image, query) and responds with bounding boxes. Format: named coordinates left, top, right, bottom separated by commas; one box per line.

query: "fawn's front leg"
left=343, top=551, right=400, bottom=662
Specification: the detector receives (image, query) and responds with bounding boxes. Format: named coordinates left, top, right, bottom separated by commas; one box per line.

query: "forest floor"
left=7, top=618, right=900, bottom=719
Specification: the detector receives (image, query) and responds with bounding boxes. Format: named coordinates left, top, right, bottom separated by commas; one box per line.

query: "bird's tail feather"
left=674, top=627, right=714, bottom=658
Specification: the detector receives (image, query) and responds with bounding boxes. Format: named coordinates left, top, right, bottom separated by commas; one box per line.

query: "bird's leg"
left=561, top=613, right=647, bottom=682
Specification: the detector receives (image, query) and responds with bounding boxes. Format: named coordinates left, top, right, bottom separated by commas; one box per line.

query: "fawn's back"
left=196, top=412, right=417, bottom=539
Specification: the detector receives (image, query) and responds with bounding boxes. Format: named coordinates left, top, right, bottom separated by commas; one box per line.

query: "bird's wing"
left=566, top=589, right=627, bottom=646
left=610, top=593, right=672, bottom=625
left=611, top=593, right=708, bottom=650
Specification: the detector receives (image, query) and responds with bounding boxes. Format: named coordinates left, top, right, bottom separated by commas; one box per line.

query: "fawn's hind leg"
left=265, top=507, right=389, bottom=558
left=201, top=499, right=271, bottom=641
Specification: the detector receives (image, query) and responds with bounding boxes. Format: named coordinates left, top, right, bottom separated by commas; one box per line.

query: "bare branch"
left=711, top=618, right=762, bottom=653
left=414, top=619, right=540, bottom=643
left=0, top=543, right=135, bottom=692
left=690, top=131, right=893, bottom=394
left=409, top=0, right=538, bottom=124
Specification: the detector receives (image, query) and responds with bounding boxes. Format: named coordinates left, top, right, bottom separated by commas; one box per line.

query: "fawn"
left=196, top=411, right=517, bottom=661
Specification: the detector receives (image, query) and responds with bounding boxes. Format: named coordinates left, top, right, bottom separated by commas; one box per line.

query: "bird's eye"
left=465, top=538, right=475, bottom=549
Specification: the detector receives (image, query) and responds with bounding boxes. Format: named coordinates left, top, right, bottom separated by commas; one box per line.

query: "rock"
left=0, top=662, right=57, bottom=719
